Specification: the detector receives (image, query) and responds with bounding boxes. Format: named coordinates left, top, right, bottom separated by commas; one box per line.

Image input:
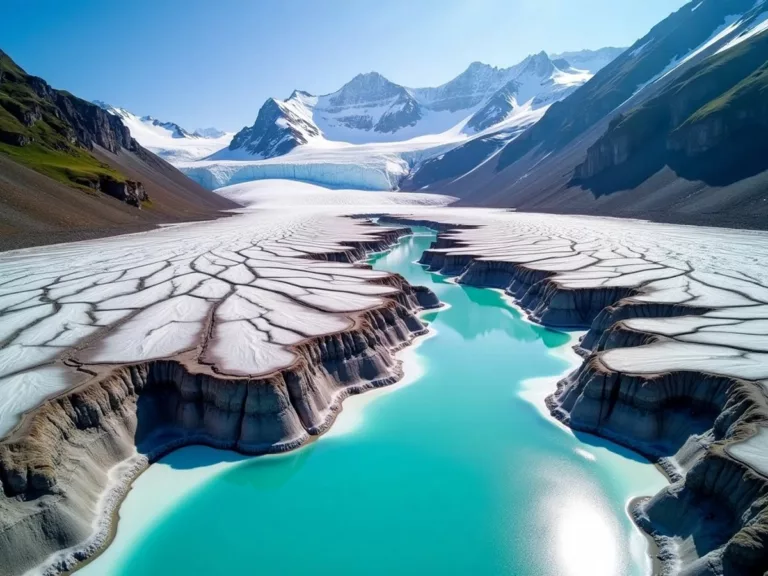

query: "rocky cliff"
left=575, top=28, right=768, bottom=187
left=377, top=215, right=768, bottom=575
left=0, top=49, right=238, bottom=250
left=0, top=49, right=138, bottom=199
left=227, top=96, right=320, bottom=158
left=0, top=226, right=438, bottom=576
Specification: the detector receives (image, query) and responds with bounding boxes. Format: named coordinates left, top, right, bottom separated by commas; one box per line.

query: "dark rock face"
left=335, top=114, right=373, bottom=130
left=52, top=93, right=134, bottom=154
left=324, top=71, right=404, bottom=111
left=100, top=179, right=149, bottom=207
left=465, top=84, right=517, bottom=132
left=496, top=0, right=762, bottom=174
left=0, top=50, right=134, bottom=174
left=0, top=129, right=31, bottom=146
left=228, top=97, right=319, bottom=158
left=575, top=27, right=768, bottom=188
left=374, top=92, right=423, bottom=133
left=11, top=70, right=133, bottom=155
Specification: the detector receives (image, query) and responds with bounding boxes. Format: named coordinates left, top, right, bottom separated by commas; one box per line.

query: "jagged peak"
left=518, top=50, right=556, bottom=76
left=259, top=97, right=283, bottom=112
left=351, top=70, right=389, bottom=82
left=336, top=71, right=400, bottom=94
left=326, top=70, right=406, bottom=108
left=193, top=127, right=226, bottom=139
left=465, top=61, right=495, bottom=73
left=289, top=89, right=314, bottom=100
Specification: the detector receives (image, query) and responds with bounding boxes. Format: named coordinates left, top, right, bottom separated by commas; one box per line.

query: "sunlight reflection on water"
left=554, top=497, right=620, bottom=576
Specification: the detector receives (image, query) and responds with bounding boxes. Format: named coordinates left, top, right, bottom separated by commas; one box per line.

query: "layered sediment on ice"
left=5, top=193, right=768, bottom=575
left=378, top=213, right=768, bottom=574
left=0, top=214, right=438, bottom=576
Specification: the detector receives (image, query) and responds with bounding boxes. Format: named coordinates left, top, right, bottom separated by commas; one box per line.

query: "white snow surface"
left=216, top=179, right=455, bottom=208
left=184, top=49, right=621, bottom=190
left=178, top=100, right=546, bottom=191
left=100, top=105, right=233, bottom=162
left=637, top=3, right=768, bottom=95
left=3, top=182, right=768, bottom=463
left=728, top=427, right=768, bottom=476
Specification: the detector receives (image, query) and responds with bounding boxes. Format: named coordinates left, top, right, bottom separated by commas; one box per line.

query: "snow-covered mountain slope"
left=463, top=51, right=591, bottom=132
left=186, top=48, right=622, bottom=191
left=405, top=0, right=768, bottom=230
left=94, top=102, right=233, bottom=162
left=179, top=98, right=552, bottom=192
left=193, top=127, right=227, bottom=138
left=550, top=47, right=626, bottom=74
left=215, top=49, right=621, bottom=162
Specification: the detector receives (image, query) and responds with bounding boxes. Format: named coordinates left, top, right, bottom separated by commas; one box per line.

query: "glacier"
left=176, top=49, right=623, bottom=191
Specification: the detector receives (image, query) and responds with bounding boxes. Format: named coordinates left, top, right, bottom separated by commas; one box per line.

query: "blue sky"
left=3, top=0, right=688, bottom=131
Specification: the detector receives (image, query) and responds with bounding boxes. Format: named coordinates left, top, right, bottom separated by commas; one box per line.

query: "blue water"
left=82, top=230, right=665, bottom=576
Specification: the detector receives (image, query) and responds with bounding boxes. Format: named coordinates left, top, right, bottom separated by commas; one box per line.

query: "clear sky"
left=3, top=0, right=688, bottom=131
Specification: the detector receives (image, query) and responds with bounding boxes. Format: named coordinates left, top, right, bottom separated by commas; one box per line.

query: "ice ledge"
left=378, top=213, right=768, bottom=574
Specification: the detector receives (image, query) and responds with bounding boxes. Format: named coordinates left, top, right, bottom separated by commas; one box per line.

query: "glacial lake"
left=80, top=229, right=666, bottom=576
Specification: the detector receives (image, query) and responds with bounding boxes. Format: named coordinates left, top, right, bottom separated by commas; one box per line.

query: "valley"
left=2, top=1, right=768, bottom=575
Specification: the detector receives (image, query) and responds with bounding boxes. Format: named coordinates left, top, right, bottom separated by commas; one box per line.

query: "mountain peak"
left=355, top=70, right=386, bottom=80
left=466, top=61, right=494, bottom=72
left=327, top=71, right=404, bottom=109
left=520, top=51, right=555, bottom=77
left=193, top=127, right=226, bottom=139
left=548, top=47, right=627, bottom=73
left=289, top=89, right=313, bottom=101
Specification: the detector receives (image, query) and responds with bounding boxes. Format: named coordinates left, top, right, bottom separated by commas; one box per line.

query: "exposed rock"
left=378, top=214, right=768, bottom=575
left=0, top=222, right=436, bottom=576
left=0, top=129, right=31, bottom=147
left=575, top=23, right=768, bottom=184
left=99, top=178, right=149, bottom=207
left=228, top=97, right=320, bottom=158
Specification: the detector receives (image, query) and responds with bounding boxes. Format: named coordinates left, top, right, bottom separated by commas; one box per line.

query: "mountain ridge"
left=94, top=102, right=234, bottom=162
left=403, top=0, right=768, bottom=231
left=0, top=49, right=238, bottom=250
left=216, top=48, right=624, bottom=162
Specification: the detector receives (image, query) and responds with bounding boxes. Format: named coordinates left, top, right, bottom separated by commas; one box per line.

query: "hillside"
left=405, top=0, right=768, bottom=230
left=94, top=102, right=234, bottom=162
left=577, top=26, right=768, bottom=189
left=0, top=49, right=238, bottom=250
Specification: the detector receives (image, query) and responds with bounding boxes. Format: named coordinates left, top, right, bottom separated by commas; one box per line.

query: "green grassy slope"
left=0, top=50, right=125, bottom=190
left=575, top=27, right=768, bottom=187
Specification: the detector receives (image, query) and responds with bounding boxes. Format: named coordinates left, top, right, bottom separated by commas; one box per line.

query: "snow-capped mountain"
left=93, top=102, right=233, bottom=162
left=215, top=48, right=621, bottom=164
left=463, top=51, right=591, bottom=132
left=401, top=0, right=768, bottom=226
left=193, top=127, right=227, bottom=138
left=549, top=47, right=625, bottom=74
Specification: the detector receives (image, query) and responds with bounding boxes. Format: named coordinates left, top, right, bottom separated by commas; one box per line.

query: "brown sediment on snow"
left=5, top=204, right=768, bottom=575
left=0, top=223, right=439, bottom=576
left=378, top=214, right=768, bottom=575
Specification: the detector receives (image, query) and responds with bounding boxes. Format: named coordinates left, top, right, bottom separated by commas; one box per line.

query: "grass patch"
left=0, top=49, right=128, bottom=190
left=0, top=141, right=123, bottom=190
